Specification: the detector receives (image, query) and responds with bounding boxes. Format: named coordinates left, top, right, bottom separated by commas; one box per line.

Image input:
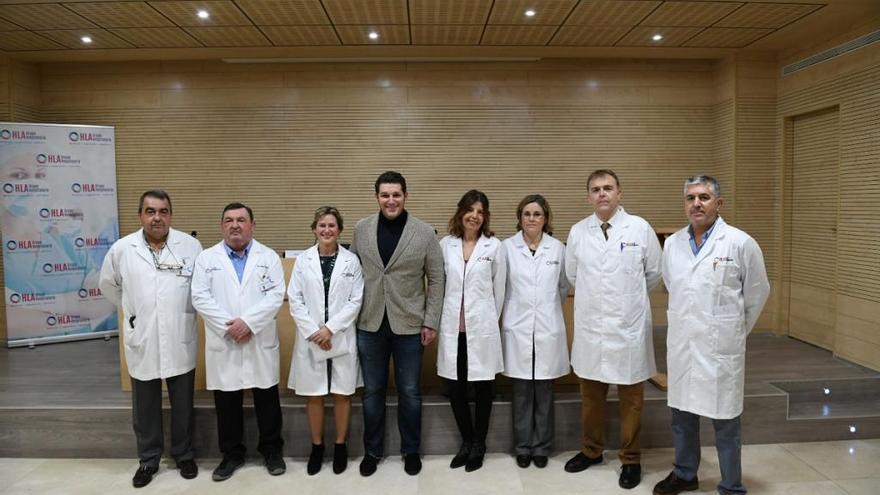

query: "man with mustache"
left=100, top=190, right=202, bottom=487
left=654, top=176, right=769, bottom=495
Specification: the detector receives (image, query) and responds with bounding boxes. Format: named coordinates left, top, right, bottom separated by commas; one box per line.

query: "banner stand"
left=1, top=123, right=119, bottom=347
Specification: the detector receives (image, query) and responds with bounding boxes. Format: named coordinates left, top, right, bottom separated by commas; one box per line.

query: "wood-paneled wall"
left=776, top=40, right=880, bottom=370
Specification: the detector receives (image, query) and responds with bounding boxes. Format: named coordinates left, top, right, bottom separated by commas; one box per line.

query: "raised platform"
left=1, top=330, right=879, bottom=459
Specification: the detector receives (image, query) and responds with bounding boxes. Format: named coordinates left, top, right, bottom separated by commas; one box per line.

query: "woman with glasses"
left=287, top=206, right=364, bottom=475
left=500, top=194, right=569, bottom=469
left=437, top=190, right=506, bottom=472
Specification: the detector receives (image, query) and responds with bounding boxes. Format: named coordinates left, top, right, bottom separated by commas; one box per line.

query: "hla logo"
left=7, top=239, right=50, bottom=250
left=3, top=183, right=48, bottom=194
left=78, top=288, right=103, bottom=298
left=40, top=208, right=79, bottom=219
left=75, top=237, right=111, bottom=248
left=9, top=292, right=55, bottom=304
left=69, top=131, right=110, bottom=143
left=72, top=183, right=112, bottom=193
left=37, top=153, right=80, bottom=165
left=47, top=314, right=86, bottom=327
left=43, top=262, right=86, bottom=273
left=1, top=129, right=45, bottom=141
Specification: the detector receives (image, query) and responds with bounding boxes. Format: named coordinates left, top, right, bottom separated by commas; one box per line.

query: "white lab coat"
left=500, top=231, right=570, bottom=380
left=287, top=245, right=364, bottom=396
left=437, top=235, right=506, bottom=381
left=100, top=228, right=202, bottom=381
left=662, top=217, right=770, bottom=419
left=191, top=239, right=285, bottom=391
left=565, top=208, right=662, bottom=385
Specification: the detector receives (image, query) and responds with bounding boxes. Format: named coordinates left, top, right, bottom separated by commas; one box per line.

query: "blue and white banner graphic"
left=1, top=123, right=119, bottom=347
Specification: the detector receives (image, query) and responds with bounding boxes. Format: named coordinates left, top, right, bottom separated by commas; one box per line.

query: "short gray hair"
left=683, top=175, right=721, bottom=197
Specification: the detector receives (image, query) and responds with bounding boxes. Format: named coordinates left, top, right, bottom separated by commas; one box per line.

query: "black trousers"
left=213, top=385, right=284, bottom=460
left=444, top=332, right=495, bottom=445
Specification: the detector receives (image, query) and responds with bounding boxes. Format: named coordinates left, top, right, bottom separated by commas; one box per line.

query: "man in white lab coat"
left=564, top=169, right=662, bottom=490
left=100, top=190, right=202, bottom=488
left=654, top=176, right=769, bottom=495
left=191, top=203, right=286, bottom=482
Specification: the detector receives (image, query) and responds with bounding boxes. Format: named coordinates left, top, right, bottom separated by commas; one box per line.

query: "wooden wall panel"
left=37, top=59, right=719, bottom=253
left=777, top=56, right=880, bottom=369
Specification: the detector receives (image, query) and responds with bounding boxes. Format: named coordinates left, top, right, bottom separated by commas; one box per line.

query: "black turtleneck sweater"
left=377, top=210, right=408, bottom=266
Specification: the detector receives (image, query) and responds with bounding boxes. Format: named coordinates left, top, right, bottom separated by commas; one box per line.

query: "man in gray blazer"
left=350, top=171, right=445, bottom=477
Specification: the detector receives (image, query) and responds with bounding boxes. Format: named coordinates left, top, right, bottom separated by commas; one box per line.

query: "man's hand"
left=225, top=318, right=253, bottom=344
left=420, top=326, right=436, bottom=346
left=308, top=325, right=333, bottom=351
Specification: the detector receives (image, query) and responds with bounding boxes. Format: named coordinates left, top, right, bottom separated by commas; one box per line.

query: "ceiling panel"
left=550, top=25, right=631, bottom=46
left=235, top=0, right=331, bottom=25
left=409, top=0, right=492, bottom=25
left=0, top=31, right=65, bottom=51
left=335, top=25, right=410, bottom=44
left=616, top=26, right=703, bottom=46
left=411, top=24, right=484, bottom=44
left=184, top=26, right=271, bottom=46
left=640, top=1, right=743, bottom=27
left=481, top=25, right=557, bottom=45
left=323, top=0, right=409, bottom=25
left=37, top=29, right=135, bottom=49
left=565, top=1, right=661, bottom=26
left=683, top=27, right=772, bottom=47
left=716, top=3, right=824, bottom=29
left=110, top=27, right=203, bottom=47
left=0, top=4, right=97, bottom=30
left=488, top=0, right=578, bottom=25
left=64, top=2, right=175, bottom=28
left=260, top=25, right=341, bottom=45
left=148, top=1, right=251, bottom=27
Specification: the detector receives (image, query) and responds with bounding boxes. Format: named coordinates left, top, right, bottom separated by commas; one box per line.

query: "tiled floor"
left=2, top=439, right=878, bottom=494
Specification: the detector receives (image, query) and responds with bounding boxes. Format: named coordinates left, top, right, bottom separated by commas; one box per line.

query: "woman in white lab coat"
left=287, top=207, right=363, bottom=476
left=500, top=194, right=569, bottom=469
left=438, top=189, right=506, bottom=472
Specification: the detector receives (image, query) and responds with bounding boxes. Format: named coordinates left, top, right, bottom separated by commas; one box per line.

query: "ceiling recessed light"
left=652, top=34, right=663, bottom=41
left=849, top=425, right=857, bottom=433
left=80, top=36, right=92, bottom=44
left=525, top=10, right=536, bottom=17
left=197, top=10, right=209, bottom=19
left=368, top=32, right=379, bottom=40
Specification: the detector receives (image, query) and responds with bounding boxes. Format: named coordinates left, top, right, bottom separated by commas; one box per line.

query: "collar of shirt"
left=224, top=240, right=252, bottom=259
left=687, top=218, right=718, bottom=255
left=594, top=206, right=624, bottom=228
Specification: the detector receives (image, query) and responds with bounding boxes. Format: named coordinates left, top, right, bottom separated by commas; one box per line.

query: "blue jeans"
left=357, top=324, right=423, bottom=457
left=671, top=408, right=745, bottom=495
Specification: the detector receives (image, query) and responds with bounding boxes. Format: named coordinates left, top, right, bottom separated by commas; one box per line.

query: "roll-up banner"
left=1, top=123, right=119, bottom=347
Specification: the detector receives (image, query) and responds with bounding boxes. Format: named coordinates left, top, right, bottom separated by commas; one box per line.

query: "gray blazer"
left=350, top=212, right=445, bottom=335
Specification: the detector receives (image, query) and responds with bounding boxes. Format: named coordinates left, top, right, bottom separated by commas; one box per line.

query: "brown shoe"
left=653, top=471, right=699, bottom=495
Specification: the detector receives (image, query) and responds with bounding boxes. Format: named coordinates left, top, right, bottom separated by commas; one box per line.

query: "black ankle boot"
left=307, top=443, right=325, bottom=475
left=333, top=443, right=348, bottom=474
left=465, top=441, right=486, bottom=472
left=450, top=441, right=471, bottom=469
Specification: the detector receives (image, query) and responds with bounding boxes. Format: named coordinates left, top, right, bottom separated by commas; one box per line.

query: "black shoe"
left=359, top=454, right=379, bottom=477
left=333, top=443, right=348, bottom=474
left=212, top=457, right=244, bottom=482
left=132, top=464, right=157, bottom=488
left=265, top=452, right=286, bottom=476
left=307, top=444, right=324, bottom=475
left=619, top=464, right=642, bottom=489
left=403, top=453, right=422, bottom=475
left=532, top=455, right=548, bottom=468
left=564, top=452, right=603, bottom=473
left=516, top=454, right=531, bottom=468
left=177, top=459, right=198, bottom=480
left=451, top=443, right=472, bottom=469
left=465, top=442, right=485, bottom=472
left=653, top=471, right=699, bottom=495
